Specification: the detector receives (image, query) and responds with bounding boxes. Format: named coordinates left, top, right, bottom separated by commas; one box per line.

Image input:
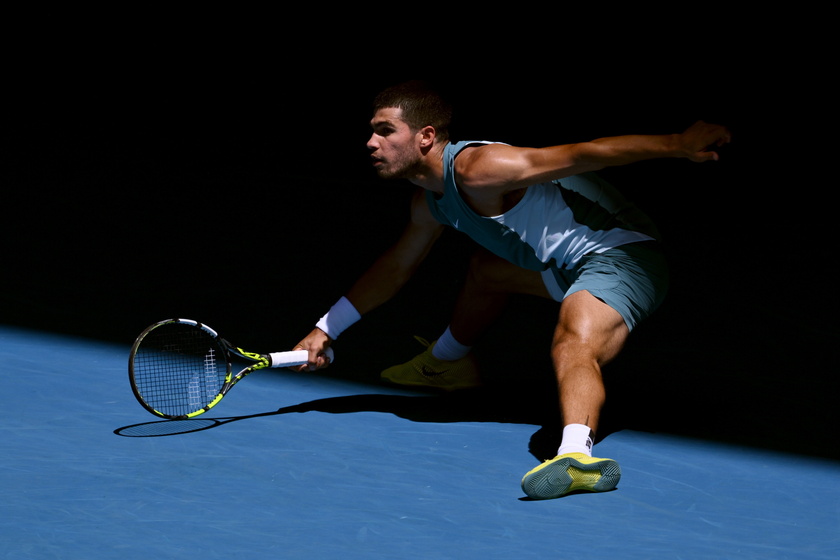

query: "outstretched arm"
left=344, top=190, right=444, bottom=315
left=577, top=120, right=731, bottom=165
left=292, top=189, right=444, bottom=370
left=457, top=121, right=732, bottom=192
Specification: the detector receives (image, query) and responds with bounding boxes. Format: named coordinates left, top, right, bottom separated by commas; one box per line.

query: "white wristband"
left=315, top=296, right=361, bottom=339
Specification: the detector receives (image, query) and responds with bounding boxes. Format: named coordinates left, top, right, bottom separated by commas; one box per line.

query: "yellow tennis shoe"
left=380, top=337, right=482, bottom=391
left=521, top=452, right=621, bottom=499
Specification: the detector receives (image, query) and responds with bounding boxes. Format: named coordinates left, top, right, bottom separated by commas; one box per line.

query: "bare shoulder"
left=454, top=143, right=534, bottom=191
left=455, top=143, right=518, bottom=169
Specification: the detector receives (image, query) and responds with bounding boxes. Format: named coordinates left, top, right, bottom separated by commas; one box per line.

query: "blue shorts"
left=541, top=241, right=669, bottom=331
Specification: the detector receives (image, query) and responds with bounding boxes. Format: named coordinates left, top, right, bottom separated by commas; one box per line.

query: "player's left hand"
left=679, top=120, right=732, bottom=162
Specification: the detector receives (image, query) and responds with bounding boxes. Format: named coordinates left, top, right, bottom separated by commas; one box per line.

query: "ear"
left=418, top=125, right=436, bottom=148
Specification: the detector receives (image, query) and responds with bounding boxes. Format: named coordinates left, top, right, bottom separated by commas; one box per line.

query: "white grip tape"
left=267, top=347, right=335, bottom=368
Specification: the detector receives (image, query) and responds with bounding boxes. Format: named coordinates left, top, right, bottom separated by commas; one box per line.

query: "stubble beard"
left=375, top=152, right=424, bottom=181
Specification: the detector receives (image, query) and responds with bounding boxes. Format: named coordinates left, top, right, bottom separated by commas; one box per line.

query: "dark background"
left=3, top=13, right=836, bottom=459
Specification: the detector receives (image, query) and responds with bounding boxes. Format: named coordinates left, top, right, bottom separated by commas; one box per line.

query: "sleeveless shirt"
left=425, top=140, right=658, bottom=272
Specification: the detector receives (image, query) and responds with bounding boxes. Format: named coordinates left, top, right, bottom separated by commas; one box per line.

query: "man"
left=293, top=80, right=731, bottom=499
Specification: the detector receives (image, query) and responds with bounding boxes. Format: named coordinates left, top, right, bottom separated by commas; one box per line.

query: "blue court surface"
left=1, top=325, right=838, bottom=560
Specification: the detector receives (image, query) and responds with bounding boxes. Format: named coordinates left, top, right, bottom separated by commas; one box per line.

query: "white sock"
left=431, top=326, right=471, bottom=361
left=557, top=423, right=595, bottom=457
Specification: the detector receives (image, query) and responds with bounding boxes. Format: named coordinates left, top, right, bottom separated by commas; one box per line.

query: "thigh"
left=555, top=290, right=630, bottom=366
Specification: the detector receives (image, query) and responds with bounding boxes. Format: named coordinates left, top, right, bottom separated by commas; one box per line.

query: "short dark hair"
left=373, top=80, right=453, bottom=142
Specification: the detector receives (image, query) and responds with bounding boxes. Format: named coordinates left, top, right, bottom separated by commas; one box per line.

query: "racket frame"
left=128, top=318, right=316, bottom=420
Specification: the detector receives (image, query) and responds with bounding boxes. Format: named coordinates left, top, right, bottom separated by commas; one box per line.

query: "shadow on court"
left=116, top=388, right=562, bottom=460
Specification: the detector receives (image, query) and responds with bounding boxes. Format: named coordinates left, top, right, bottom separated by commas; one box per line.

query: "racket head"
left=128, top=318, right=232, bottom=419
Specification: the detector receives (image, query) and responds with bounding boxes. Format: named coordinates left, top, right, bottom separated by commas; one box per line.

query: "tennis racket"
left=128, top=318, right=334, bottom=420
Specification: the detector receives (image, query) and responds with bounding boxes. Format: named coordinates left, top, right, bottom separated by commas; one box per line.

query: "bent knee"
left=552, top=292, right=630, bottom=365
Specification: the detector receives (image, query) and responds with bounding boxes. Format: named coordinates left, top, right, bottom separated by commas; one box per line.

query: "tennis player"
left=293, top=80, right=731, bottom=499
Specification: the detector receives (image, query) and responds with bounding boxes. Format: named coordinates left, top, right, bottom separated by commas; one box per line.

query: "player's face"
left=367, top=108, right=424, bottom=180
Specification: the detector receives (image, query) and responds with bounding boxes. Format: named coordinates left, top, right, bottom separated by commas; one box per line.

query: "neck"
left=408, top=142, right=447, bottom=193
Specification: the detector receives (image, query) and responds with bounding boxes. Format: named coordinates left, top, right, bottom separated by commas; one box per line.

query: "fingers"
left=692, top=150, right=720, bottom=163
left=291, top=344, right=332, bottom=372
left=288, top=327, right=334, bottom=372
left=307, top=352, right=332, bottom=372
left=684, top=120, right=731, bottom=162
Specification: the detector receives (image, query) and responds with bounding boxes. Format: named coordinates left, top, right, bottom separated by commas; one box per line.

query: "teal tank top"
left=425, top=141, right=658, bottom=271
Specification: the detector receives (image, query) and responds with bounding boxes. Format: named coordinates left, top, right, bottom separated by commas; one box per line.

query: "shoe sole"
left=521, top=455, right=621, bottom=500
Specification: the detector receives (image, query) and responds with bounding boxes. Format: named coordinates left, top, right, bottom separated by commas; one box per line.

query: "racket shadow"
left=114, top=409, right=286, bottom=437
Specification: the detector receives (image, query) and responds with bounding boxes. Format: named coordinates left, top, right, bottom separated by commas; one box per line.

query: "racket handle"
left=267, top=347, right=335, bottom=368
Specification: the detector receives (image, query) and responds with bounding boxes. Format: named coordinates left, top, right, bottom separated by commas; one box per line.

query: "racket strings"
left=131, top=324, right=228, bottom=417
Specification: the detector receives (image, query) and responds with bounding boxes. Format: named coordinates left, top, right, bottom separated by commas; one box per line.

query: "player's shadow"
left=114, top=387, right=569, bottom=462
left=116, top=312, right=840, bottom=463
